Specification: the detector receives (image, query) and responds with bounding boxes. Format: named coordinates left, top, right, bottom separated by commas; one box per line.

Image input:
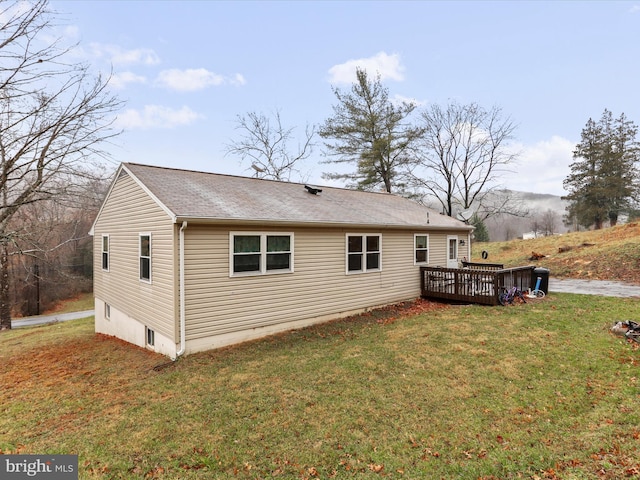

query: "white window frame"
left=229, top=232, right=294, bottom=277
left=101, top=234, right=109, bottom=271
left=414, top=233, right=430, bottom=265
left=139, top=233, right=152, bottom=283
left=345, top=233, right=382, bottom=274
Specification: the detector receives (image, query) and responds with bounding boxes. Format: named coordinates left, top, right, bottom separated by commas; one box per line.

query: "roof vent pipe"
left=304, top=185, right=322, bottom=195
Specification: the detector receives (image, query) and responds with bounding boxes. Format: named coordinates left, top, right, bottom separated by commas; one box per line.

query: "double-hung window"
left=101, top=235, right=109, bottom=271
left=346, top=234, right=381, bottom=273
left=414, top=234, right=429, bottom=265
left=139, top=233, right=151, bottom=282
left=231, top=233, right=293, bottom=276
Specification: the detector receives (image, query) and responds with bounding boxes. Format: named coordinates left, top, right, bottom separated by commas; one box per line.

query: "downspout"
left=176, top=221, right=188, bottom=358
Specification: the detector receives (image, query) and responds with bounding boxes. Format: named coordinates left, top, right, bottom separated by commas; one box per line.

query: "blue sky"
left=52, top=0, right=640, bottom=196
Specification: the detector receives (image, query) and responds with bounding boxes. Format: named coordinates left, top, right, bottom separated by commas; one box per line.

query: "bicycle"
left=498, top=286, right=527, bottom=306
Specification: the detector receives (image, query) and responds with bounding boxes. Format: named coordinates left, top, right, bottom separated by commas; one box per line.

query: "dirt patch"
left=3, top=299, right=445, bottom=396
left=3, top=334, right=165, bottom=396
left=352, top=298, right=449, bottom=325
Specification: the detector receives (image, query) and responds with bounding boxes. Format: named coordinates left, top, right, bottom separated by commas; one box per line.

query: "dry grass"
left=473, top=221, right=640, bottom=284
left=40, top=292, right=94, bottom=315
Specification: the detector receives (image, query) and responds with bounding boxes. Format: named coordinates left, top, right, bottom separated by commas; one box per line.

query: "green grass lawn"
left=1, top=294, right=639, bottom=479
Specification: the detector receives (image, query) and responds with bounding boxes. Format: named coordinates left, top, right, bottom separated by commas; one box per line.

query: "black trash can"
left=531, top=267, right=550, bottom=294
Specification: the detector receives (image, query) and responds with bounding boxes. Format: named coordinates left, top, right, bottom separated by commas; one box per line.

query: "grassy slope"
left=472, top=221, right=640, bottom=284
left=2, top=296, right=640, bottom=479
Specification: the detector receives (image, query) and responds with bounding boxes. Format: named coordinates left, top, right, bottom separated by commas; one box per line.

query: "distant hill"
left=484, top=190, right=570, bottom=241
left=510, top=191, right=568, bottom=213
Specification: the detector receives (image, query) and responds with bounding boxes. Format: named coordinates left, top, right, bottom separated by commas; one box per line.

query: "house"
left=90, top=163, right=473, bottom=358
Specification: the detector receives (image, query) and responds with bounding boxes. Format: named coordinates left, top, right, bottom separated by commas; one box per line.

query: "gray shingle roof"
left=123, top=162, right=471, bottom=230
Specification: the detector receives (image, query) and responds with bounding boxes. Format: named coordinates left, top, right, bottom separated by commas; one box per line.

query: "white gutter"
left=175, top=221, right=188, bottom=358
left=173, top=216, right=474, bottom=231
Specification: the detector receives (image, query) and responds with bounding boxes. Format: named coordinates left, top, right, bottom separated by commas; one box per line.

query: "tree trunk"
left=0, top=242, right=12, bottom=330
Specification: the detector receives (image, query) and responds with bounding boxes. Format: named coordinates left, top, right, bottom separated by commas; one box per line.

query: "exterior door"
left=447, top=236, right=458, bottom=268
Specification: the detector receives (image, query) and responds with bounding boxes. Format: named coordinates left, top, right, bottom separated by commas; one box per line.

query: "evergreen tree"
left=319, top=68, right=422, bottom=193
left=563, top=110, right=640, bottom=229
left=471, top=214, right=489, bottom=242
left=607, top=113, right=640, bottom=224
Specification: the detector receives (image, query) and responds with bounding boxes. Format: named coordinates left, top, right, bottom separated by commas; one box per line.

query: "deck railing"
left=420, top=265, right=535, bottom=305
left=461, top=261, right=504, bottom=270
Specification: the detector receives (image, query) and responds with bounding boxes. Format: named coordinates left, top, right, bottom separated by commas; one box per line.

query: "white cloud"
left=155, top=68, right=245, bottom=92
left=392, top=94, right=424, bottom=107
left=328, top=51, right=405, bottom=85
left=500, top=136, right=575, bottom=195
left=115, top=105, right=203, bottom=129
left=109, top=71, right=147, bottom=89
left=629, top=5, right=640, bottom=13
left=114, top=48, right=160, bottom=66
left=63, top=25, right=80, bottom=40
left=88, top=43, right=161, bottom=66
left=232, top=73, right=247, bottom=86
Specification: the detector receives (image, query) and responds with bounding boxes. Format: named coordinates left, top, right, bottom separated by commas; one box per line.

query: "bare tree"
left=527, top=208, right=560, bottom=238
left=539, top=209, right=559, bottom=236
left=9, top=184, right=101, bottom=316
left=410, top=102, right=521, bottom=218
left=529, top=217, right=542, bottom=238
left=0, top=1, right=121, bottom=329
left=226, top=111, right=315, bottom=182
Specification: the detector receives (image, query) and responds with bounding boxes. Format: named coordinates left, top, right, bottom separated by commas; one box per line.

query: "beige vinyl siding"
left=93, top=172, right=177, bottom=341
left=183, top=225, right=428, bottom=340
left=425, top=231, right=472, bottom=267
left=428, top=231, right=454, bottom=266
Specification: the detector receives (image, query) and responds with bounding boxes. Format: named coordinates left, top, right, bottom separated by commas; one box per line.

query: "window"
left=449, top=237, right=458, bottom=260
left=266, top=235, right=292, bottom=271
left=346, top=234, right=381, bottom=273
left=230, top=233, right=293, bottom=276
left=101, top=235, right=109, bottom=271
left=146, top=327, right=155, bottom=346
left=414, top=234, right=429, bottom=265
left=139, top=234, right=151, bottom=282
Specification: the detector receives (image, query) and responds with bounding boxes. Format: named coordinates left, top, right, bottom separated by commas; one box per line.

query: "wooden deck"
left=420, top=265, right=535, bottom=305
